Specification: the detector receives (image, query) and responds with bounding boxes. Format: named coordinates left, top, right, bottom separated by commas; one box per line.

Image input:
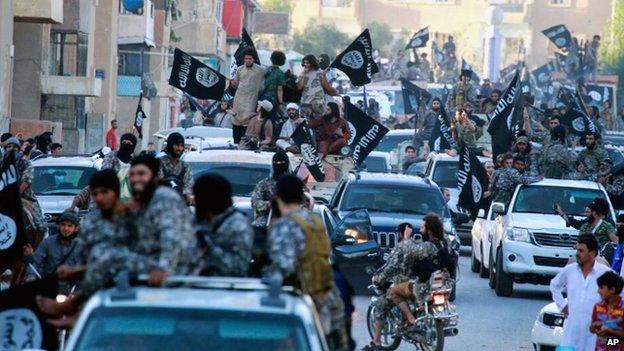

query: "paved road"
left=350, top=247, right=553, bottom=350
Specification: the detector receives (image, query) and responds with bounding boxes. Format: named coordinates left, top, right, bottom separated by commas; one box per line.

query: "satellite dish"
left=122, top=0, right=144, bottom=12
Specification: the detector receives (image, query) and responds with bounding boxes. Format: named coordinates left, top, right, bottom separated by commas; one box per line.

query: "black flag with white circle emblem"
left=541, top=24, right=572, bottom=50
left=558, top=88, right=596, bottom=137
left=457, top=145, right=489, bottom=220
left=531, top=61, right=557, bottom=86
left=344, top=101, right=389, bottom=166
left=406, top=27, right=429, bottom=49
left=400, top=78, right=432, bottom=114
left=0, top=152, right=27, bottom=272
left=230, top=28, right=259, bottom=79
left=168, top=48, right=226, bottom=100
left=133, top=93, right=147, bottom=139
left=291, top=121, right=325, bottom=182
left=0, top=275, right=59, bottom=350
left=487, top=71, right=521, bottom=162
left=330, top=29, right=379, bottom=86
left=428, top=105, right=456, bottom=153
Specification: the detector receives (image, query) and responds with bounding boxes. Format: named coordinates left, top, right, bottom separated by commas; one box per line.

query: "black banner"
left=330, top=29, right=379, bottom=86
left=559, top=88, right=596, bottom=137
left=400, top=78, right=432, bottom=114
left=487, top=71, right=520, bottom=161
left=406, top=27, right=429, bottom=49
left=428, top=105, right=456, bottom=152
left=542, top=24, right=572, bottom=50
left=499, top=62, right=521, bottom=84
left=134, top=93, right=147, bottom=138
left=229, top=28, right=259, bottom=79
left=168, top=48, right=226, bottom=100
left=291, top=121, right=325, bottom=182
left=461, top=58, right=480, bottom=83
left=457, top=145, right=489, bottom=219
left=0, top=275, right=59, bottom=350
left=586, top=84, right=615, bottom=108
left=532, top=61, right=557, bottom=86
left=0, top=152, right=27, bottom=272
left=344, top=101, right=389, bottom=165
left=555, top=52, right=567, bottom=71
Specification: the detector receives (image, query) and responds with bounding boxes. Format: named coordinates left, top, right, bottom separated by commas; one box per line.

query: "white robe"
left=549, top=261, right=612, bottom=351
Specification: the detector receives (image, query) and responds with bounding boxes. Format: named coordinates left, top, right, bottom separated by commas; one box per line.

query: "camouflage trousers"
left=313, top=286, right=349, bottom=351
left=373, top=291, right=393, bottom=321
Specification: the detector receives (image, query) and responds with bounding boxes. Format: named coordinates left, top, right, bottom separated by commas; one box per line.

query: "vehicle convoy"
left=475, top=179, right=615, bottom=297
left=63, top=276, right=329, bottom=351
left=366, top=270, right=459, bottom=351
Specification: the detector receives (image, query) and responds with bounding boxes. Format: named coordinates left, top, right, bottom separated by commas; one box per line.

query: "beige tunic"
left=233, top=64, right=265, bottom=126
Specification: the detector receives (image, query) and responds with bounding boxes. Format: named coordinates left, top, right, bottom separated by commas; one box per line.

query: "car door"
left=331, top=209, right=380, bottom=295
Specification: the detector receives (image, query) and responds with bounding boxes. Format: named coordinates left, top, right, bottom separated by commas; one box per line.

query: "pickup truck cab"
left=484, top=179, right=615, bottom=297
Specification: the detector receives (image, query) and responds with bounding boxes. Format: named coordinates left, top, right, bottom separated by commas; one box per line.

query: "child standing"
left=590, top=271, right=624, bottom=351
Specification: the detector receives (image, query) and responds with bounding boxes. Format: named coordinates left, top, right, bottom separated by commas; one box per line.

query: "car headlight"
left=542, top=312, right=565, bottom=328
left=505, top=227, right=531, bottom=242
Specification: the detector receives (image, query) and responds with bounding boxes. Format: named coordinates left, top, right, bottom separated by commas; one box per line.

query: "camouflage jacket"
left=512, top=150, right=540, bottom=176
left=125, top=186, right=197, bottom=274
left=196, top=207, right=254, bottom=277
left=539, top=143, right=576, bottom=179
left=373, top=238, right=438, bottom=287
left=158, top=154, right=194, bottom=196
left=447, top=82, right=477, bottom=112
left=266, top=208, right=313, bottom=278
left=455, top=120, right=477, bottom=148
left=577, top=146, right=608, bottom=174
left=605, top=174, right=624, bottom=197
left=491, top=168, right=540, bottom=205
left=578, top=220, right=616, bottom=248
left=251, top=177, right=276, bottom=226
left=101, top=152, right=132, bottom=202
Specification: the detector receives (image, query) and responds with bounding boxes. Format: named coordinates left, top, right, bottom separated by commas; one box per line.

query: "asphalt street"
left=351, top=247, right=553, bottom=351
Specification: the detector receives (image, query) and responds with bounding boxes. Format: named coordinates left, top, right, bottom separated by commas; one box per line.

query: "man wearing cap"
left=23, top=211, right=81, bottom=292
left=276, top=103, right=303, bottom=152
left=578, top=200, right=618, bottom=261
left=447, top=69, right=478, bottom=113
left=158, top=132, right=194, bottom=205
left=578, top=132, right=608, bottom=175
left=241, top=99, right=274, bottom=150
left=512, top=136, right=540, bottom=176
left=102, top=132, right=138, bottom=202
left=251, top=151, right=291, bottom=227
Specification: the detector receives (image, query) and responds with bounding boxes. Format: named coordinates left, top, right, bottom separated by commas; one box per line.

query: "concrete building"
left=291, top=0, right=614, bottom=73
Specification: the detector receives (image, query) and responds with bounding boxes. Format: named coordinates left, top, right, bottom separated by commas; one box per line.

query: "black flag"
left=330, top=29, right=379, bottom=86
left=134, top=93, right=147, bottom=138
left=461, top=59, right=480, bottom=83
left=586, top=84, right=614, bottom=108
left=0, top=152, right=27, bottom=272
left=559, top=88, right=596, bottom=137
left=542, top=24, right=572, bottom=50
left=428, top=105, right=456, bottom=152
left=532, top=61, right=557, bottom=86
left=406, top=27, right=429, bottom=49
left=344, top=101, right=389, bottom=165
left=499, top=63, right=520, bottom=84
left=457, top=145, right=489, bottom=219
left=168, top=48, right=226, bottom=100
left=400, top=78, right=432, bottom=114
left=230, top=28, right=259, bottom=79
left=291, top=121, right=325, bottom=182
left=0, top=275, right=59, bottom=350
left=487, top=71, right=520, bottom=161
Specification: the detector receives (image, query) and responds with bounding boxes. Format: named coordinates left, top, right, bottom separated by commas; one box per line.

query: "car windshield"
left=513, top=185, right=607, bottom=216
left=432, top=161, right=459, bottom=188
left=188, top=162, right=271, bottom=197
left=73, top=307, right=311, bottom=351
left=375, top=134, right=412, bottom=152
left=33, top=166, right=95, bottom=196
left=364, top=157, right=388, bottom=173
left=340, top=183, right=446, bottom=216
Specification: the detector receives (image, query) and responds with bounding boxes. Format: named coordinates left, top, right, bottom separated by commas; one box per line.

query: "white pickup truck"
left=476, top=179, right=615, bottom=297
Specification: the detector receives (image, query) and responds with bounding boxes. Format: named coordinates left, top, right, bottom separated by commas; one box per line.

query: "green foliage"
left=600, top=0, right=624, bottom=90
left=292, top=21, right=350, bottom=57
left=366, top=21, right=393, bottom=55
left=259, top=0, right=292, bottom=12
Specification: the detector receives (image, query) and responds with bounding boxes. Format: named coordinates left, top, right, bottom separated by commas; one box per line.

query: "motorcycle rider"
left=364, top=215, right=449, bottom=350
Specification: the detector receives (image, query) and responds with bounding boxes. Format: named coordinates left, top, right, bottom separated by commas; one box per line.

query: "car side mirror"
left=477, top=209, right=485, bottom=219
left=492, top=202, right=506, bottom=215
left=332, top=234, right=356, bottom=247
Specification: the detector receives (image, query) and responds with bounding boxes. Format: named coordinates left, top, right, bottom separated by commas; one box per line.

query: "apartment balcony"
left=13, top=0, right=63, bottom=24
left=118, top=0, right=155, bottom=47
left=174, top=21, right=226, bottom=57
left=40, top=75, right=102, bottom=97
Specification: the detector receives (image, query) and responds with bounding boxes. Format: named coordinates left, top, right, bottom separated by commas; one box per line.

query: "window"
left=513, top=186, right=607, bottom=217
left=49, top=31, right=88, bottom=76
left=118, top=52, right=143, bottom=76
left=340, top=184, right=446, bottom=217
left=188, top=162, right=271, bottom=197
left=321, top=0, right=353, bottom=7
left=33, top=166, right=96, bottom=196
left=548, top=0, right=571, bottom=6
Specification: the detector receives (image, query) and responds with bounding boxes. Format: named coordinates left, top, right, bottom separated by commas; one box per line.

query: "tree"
left=600, top=0, right=624, bottom=90
left=366, top=21, right=393, bottom=56
left=292, top=21, right=350, bottom=57
left=259, top=0, right=292, bottom=12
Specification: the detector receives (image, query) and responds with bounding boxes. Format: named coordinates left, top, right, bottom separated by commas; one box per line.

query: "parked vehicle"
left=531, top=302, right=565, bottom=351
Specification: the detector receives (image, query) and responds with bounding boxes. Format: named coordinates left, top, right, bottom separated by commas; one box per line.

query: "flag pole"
left=363, top=85, right=368, bottom=110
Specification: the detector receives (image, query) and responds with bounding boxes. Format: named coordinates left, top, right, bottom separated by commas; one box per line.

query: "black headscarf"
left=272, top=151, right=290, bottom=179
left=165, top=132, right=185, bottom=156
left=118, top=133, right=137, bottom=163
left=35, top=133, right=52, bottom=153
left=130, top=154, right=160, bottom=178
left=550, top=125, right=567, bottom=145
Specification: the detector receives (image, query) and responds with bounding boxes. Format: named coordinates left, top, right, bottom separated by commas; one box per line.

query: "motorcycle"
left=366, top=270, right=459, bottom=351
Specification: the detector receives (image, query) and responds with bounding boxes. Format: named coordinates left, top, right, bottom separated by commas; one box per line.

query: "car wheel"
left=470, top=245, right=479, bottom=273
left=495, top=248, right=514, bottom=297
left=488, top=247, right=496, bottom=289
left=479, top=243, right=489, bottom=279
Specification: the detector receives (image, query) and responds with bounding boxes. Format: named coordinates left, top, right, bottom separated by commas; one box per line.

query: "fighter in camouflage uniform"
left=511, top=136, right=540, bottom=176
left=578, top=200, right=618, bottom=262
left=101, top=133, right=137, bottom=202
left=446, top=69, right=478, bottom=113
left=539, top=125, right=576, bottom=179
left=564, top=161, right=590, bottom=181
left=251, top=151, right=290, bottom=227
left=491, top=155, right=542, bottom=206
left=194, top=173, right=253, bottom=277
left=577, top=132, right=608, bottom=175
left=266, top=175, right=347, bottom=351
